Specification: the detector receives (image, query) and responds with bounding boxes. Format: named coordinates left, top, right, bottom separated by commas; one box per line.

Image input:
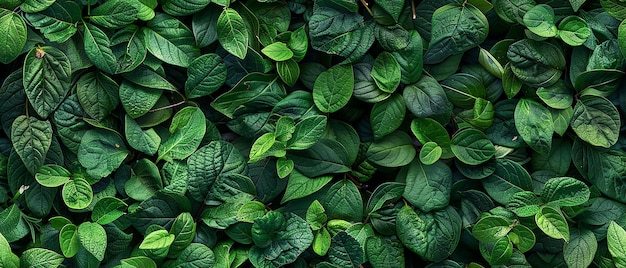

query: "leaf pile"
left=1, top=0, right=626, bottom=267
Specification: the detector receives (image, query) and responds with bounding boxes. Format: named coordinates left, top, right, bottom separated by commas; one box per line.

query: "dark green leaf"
left=78, top=129, right=129, bottom=178
left=158, top=107, right=207, bottom=163
left=313, top=64, right=354, bottom=113
left=23, top=46, right=71, bottom=118
left=515, top=98, right=554, bottom=155
left=450, top=128, right=495, bottom=165
left=0, top=9, right=26, bottom=64
left=328, top=232, right=364, bottom=268
left=90, top=0, right=138, bottom=29
left=11, top=115, right=52, bottom=174
left=571, top=95, right=620, bottom=148
left=401, top=159, right=452, bottom=212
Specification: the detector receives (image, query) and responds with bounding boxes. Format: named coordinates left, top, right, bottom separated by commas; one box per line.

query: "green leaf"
left=144, top=14, right=199, bottom=67
left=121, top=65, right=177, bottom=91
left=119, top=81, right=162, bottom=119
left=83, top=23, right=118, bottom=74
left=139, top=229, right=175, bottom=250
left=161, top=0, right=210, bottom=16
left=371, top=52, right=401, bottom=93
left=493, top=0, right=534, bottom=24
left=450, top=128, right=495, bottom=165
left=558, top=16, right=591, bottom=46
left=366, top=131, right=416, bottom=167
left=366, top=235, right=405, bottom=268
left=313, top=64, right=354, bottom=113
left=158, top=107, right=207, bottom=163
left=185, top=53, right=227, bottom=99
left=250, top=213, right=313, bottom=267
left=281, top=170, right=332, bottom=204
left=506, top=191, right=541, bottom=217
left=249, top=133, right=278, bottom=163
left=608, top=221, right=626, bottom=267
left=19, top=248, right=64, bottom=268
left=0, top=205, right=29, bottom=243
left=23, top=46, right=72, bottom=118
left=396, top=205, right=461, bottom=262
left=371, top=94, right=405, bottom=140
left=124, top=115, right=160, bottom=156
left=76, top=72, right=119, bottom=120
left=479, top=237, right=513, bottom=265
left=536, top=80, right=573, bottom=109
left=20, top=0, right=55, bottom=13
left=11, top=115, right=53, bottom=174
left=419, top=142, right=442, bottom=165
left=306, top=200, right=327, bottom=231
left=478, top=47, right=504, bottom=79
left=78, top=129, right=129, bottom=178
left=90, top=0, right=138, bottom=29
left=522, top=4, right=557, bottom=37
left=35, top=164, right=71, bottom=187
left=119, top=256, right=157, bottom=268
left=287, top=115, right=327, bottom=150
left=276, top=158, right=294, bottom=179
left=502, top=63, right=522, bottom=99
left=309, top=6, right=375, bottom=63
left=313, top=228, right=331, bottom=256
left=78, top=222, right=107, bottom=261
left=535, top=206, right=570, bottom=241
left=59, top=224, right=79, bottom=258
left=601, top=0, right=626, bottom=20
left=324, top=179, right=364, bottom=221
left=392, top=30, right=423, bottom=84
left=365, top=182, right=404, bottom=215
left=424, top=3, right=488, bottom=64
left=541, top=177, right=590, bottom=207
left=402, top=159, right=452, bottom=212
left=276, top=59, right=300, bottom=87
left=187, top=141, right=248, bottom=204
left=217, top=8, right=249, bottom=60
left=571, top=95, right=620, bottom=148
left=509, top=225, right=535, bottom=253
left=471, top=216, right=513, bottom=242
left=564, top=228, right=597, bottom=268
left=507, top=39, right=566, bottom=87
left=482, top=159, right=533, bottom=204
left=403, top=76, right=452, bottom=119
left=329, top=232, right=364, bottom=268
left=262, top=42, right=293, bottom=61
left=0, top=9, right=26, bottom=63
left=410, top=118, right=453, bottom=158
left=91, top=196, right=127, bottom=225
left=125, top=158, right=162, bottom=201
left=236, top=201, right=266, bottom=223
left=514, top=98, right=554, bottom=155
left=62, top=177, right=93, bottom=210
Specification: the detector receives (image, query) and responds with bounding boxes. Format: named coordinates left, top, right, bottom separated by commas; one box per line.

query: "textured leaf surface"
left=23, top=46, right=71, bottom=118
left=11, top=115, right=52, bottom=174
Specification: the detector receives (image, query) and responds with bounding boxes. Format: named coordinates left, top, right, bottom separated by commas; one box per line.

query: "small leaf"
left=139, top=229, right=175, bottom=250
left=313, top=64, right=354, bottom=113
left=478, top=47, right=504, bottom=78
left=371, top=51, right=401, bottom=93
left=262, top=42, right=293, bottom=61
left=419, top=142, right=442, bottom=165
left=558, top=16, right=591, bottom=46
left=523, top=4, right=557, bottom=37
left=472, top=216, right=513, bottom=242
left=161, top=0, right=210, bottom=16
left=277, top=59, right=300, bottom=87
left=0, top=9, right=27, bottom=64
left=249, top=133, right=277, bottom=163
left=535, top=206, right=570, bottom=241
left=287, top=115, right=327, bottom=150
left=370, top=94, right=406, bottom=140
left=124, top=115, right=160, bottom=156
left=59, top=224, right=79, bottom=258
left=62, top=177, right=93, bottom=210
left=306, top=200, right=327, bottom=231
left=76, top=72, right=119, bottom=120
left=217, top=8, right=248, bottom=60
left=479, top=237, right=513, bottom=265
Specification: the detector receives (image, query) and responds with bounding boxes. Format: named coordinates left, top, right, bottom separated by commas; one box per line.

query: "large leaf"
left=24, top=0, right=80, bottom=43
left=83, top=23, right=118, bottom=74
left=482, top=159, right=533, bottom=204
left=23, top=46, right=72, bottom=118
left=217, top=8, right=249, bottom=60
left=370, top=94, right=406, bottom=140
left=144, top=13, right=199, bottom=67
left=161, top=0, right=210, bottom=16
left=515, top=98, right=554, bottom=155
left=90, top=0, right=139, bottom=29
left=572, top=140, right=626, bottom=203
left=608, top=221, right=626, bottom=267
left=366, top=131, right=416, bottom=168
left=403, top=76, right=452, bottom=119
left=62, top=177, right=93, bottom=210
left=281, top=170, right=332, bottom=204
left=541, top=177, right=590, bottom=207
left=77, top=222, right=107, bottom=261
left=313, top=64, right=354, bottom=113
left=391, top=30, right=423, bottom=84
left=424, top=3, right=489, bottom=64
left=76, top=72, right=119, bottom=120
left=324, top=179, right=364, bottom=222
left=328, top=231, right=364, bottom=268
left=507, top=39, right=566, bottom=87
left=371, top=52, right=401, bottom=93
left=0, top=9, right=26, bottom=64
left=11, top=116, right=52, bottom=174
left=249, top=212, right=313, bottom=267
left=19, top=248, right=64, bottom=268
left=401, top=159, right=452, bottom=212
left=535, top=205, right=570, bottom=241
left=450, top=128, right=495, bottom=165
left=78, top=129, right=129, bottom=178
left=571, top=95, right=620, bottom=148
left=564, top=228, right=597, bottom=268
left=157, top=107, right=206, bottom=163
left=185, top=53, right=227, bottom=99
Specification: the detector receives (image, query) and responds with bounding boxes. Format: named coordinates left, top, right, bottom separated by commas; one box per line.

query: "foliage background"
left=1, top=0, right=626, bottom=267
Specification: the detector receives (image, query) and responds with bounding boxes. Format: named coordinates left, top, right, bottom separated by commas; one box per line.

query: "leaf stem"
left=411, top=0, right=416, bottom=19
left=149, top=100, right=187, bottom=112
left=359, top=0, right=374, bottom=17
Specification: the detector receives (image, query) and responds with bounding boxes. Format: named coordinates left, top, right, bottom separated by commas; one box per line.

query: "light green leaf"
left=471, top=216, right=513, bottom=242
left=20, top=0, right=55, bottom=13
left=509, top=225, right=535, bottom=253
left=78, top=129, right=129, bottom=178
left=410, top=118, right=453, bottom=158
left=167, top=212, right=196, bottom=258
left=90, top=0, right=138, bottom=29
left=450, top=128, right=495, bottom=165
left=419, top=142, right=442, bottom=165
left=91, top=196, right=127, bottom=225
left=541, top=177, right=590, bottom=207
left=83, top=23, right=118, bottom=74
left=571, top=95, right=620, bottom=148
left=119, top=81, right=162, bottom=119
left=249, top=133, right=278, bottom=163
left=11, top=115, right=53, bottom=174
left=506, top=191, right=541, bottom=217
left=564, top=228, right=597, bottom=268
left=371, top=52, right=401, bottom=93
left=76, top=72, right=119, bottom=120
left=535, top=206, right=570, bottom=241
left=78, top=222, right=107, bottom=261
left=0, top=205, right=29, bottom=243
left=262, top=42, right=293, bottom=61
left=23, top=46, right=72, bottom=118
left=608, top=221, right=626, bottom=267
left=139, top=229, right=175, bottom=250
left=125, top=158, right=163, bottom=201
left=281, top=170, right=332, bottom=204
left=59, top=224, right=79, bottom=258
left=306, top=200, right=327, bottom=231
left=185, top=53, right=227, bottom=98
left=236, top=201, right=266, bottom=223
left=313, top=228, right=331, bottom=256
left=287, top=115, right=327, bottom=150
left=35, top=164, right=71, bottom=187
left=515, top=98, right=554, bottom=155
left=479, top=237, right=513, bottom=265
left=62, top=177, right=93, bottom=210
left=523, top=4, right=557, bottom=37
left=19, top=248, right=64, bottom=268
left=424, top=3, right=488, bottom=64
left=276, top=58, right=300, bottom=87
left=402, top=159, right=451, bottom=212
left=158, top=107, right=207, bottom=163
left=558, top=16, right=591, bottom=46
left=217, top=8, right=248, bottom=60
left=24, top=0, right=79, bottom=43
left=276, top=158, right=294, bottom=179
left=536, top=80, right=573, bottom=109
left=119, top=256, right=157, bottom=268
left=313, top=64, right=354, bottom=113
